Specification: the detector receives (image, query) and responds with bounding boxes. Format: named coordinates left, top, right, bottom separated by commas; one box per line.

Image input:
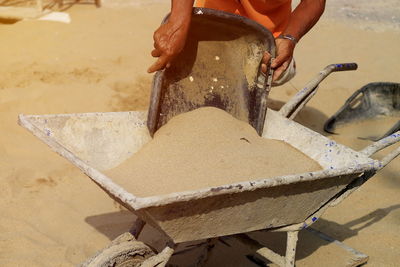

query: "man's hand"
left=261, top=38, right=295, bottom=82
left=147, top=21, right=190, bottom=73
left=148, top=0, right=194, bottom=73
left=260, top=0, right=325, bottom=82
left=271, top=38, right=296, bottom=81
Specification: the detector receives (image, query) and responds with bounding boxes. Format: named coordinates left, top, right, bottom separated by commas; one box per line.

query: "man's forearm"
left=284, top=0, right=325, bottom=42
left=169, top=0, right=194, bottom=26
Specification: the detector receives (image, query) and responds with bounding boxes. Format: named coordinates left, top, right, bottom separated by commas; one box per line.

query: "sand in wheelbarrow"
left=334, top=116, right=400, bottom=140
left=105, top=107, right=322, bottom=197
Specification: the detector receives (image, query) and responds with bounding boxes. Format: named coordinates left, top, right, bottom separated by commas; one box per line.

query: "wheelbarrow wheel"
left=81, top=232, right=155, bottom=267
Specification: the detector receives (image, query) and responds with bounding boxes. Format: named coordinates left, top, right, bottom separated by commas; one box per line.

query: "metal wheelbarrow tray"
left=19, top=105, right=400, bottom=267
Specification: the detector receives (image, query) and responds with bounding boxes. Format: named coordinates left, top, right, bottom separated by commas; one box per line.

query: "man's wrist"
left=277, top=34, right=298, bottom=45
left=169, top=11, right=191, bottom=31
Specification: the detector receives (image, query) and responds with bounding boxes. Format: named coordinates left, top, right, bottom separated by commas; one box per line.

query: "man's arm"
left=268, top=0, right=326, bottom=81
left=284, top=0, right=326, bottom=42
left=148, top=0, right=194, bottom=73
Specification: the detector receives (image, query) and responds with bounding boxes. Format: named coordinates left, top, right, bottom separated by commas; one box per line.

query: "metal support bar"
left=287, top=86, right=318, bottom=120
left=129, top=217, right=145, bottom=239
left=236, top=234, right=285, bottom=266
left=306, top=228, right=369, bottom=266
left=235, top=231, right=299, bottom=267
left=361, top=130, right=400, bottom=156
left=379, top=146, right=400, bottom=170
left=257, top=246, right=286, bottom=266
left=285, top=231, right=298, bottom=267
left=279, top=63, right=358, bottom=119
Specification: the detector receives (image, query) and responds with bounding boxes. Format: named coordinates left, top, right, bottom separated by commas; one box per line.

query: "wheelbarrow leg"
left=129, top=217, right=146, bottom=239
left=235, top=231, right=299, bottom=267
left=285, top=231, right=298, bottom=267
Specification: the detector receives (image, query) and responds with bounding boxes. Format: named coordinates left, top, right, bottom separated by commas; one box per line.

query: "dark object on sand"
left=147, top=8, right=276, bottom=136
left=324, top=82, right=400, bottom=140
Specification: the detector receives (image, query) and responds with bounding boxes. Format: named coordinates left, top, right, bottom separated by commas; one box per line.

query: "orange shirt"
left=196, top=0, right=292, bottom=37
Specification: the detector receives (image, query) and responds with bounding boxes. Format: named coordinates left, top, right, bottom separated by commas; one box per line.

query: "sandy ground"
left=0, top=0, right=399, bottom=266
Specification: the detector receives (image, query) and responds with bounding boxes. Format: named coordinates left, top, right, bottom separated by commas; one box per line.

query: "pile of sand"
left=105, top=107, right=321, bottom=197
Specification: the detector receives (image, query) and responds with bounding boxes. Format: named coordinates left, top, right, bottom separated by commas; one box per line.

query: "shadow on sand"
left=84, top=204, right=400, bottom=265
left=249, top=204, right=400, bottom=262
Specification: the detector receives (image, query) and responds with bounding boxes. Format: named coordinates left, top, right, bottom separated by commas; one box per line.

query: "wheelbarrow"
left=18, top=8, right=400, bottom=267
left=324, top=82, right=400, bottom=141
left=18, top=62, right=400, bottom=266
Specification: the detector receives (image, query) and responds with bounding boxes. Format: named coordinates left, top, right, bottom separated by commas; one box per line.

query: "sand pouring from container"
left=147, top=8, right=275, bottom=136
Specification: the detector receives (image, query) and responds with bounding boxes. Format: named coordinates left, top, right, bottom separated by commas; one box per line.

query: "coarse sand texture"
left=105, top=107, right=322, bottom=197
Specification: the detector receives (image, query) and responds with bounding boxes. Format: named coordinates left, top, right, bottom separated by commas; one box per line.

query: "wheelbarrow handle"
left=279, top=63, right=358, bottom=119
left=331, top=63, right=358, bottom=72
left=360, top=130, right=400, bottom=170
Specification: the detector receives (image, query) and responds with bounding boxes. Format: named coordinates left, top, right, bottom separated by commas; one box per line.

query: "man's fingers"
left=271, top=54, right=289, bottom=69
left=260, top=52, right=271, bottom=74
left=262, top=52, right=271, bottom=64
left=147, top=55, right=169, bottom=73
left=272, top=61, right=289, bottom=81
left=272, top=66, right=285, bottom=81
left=151, top=49, right=162, bottom=57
